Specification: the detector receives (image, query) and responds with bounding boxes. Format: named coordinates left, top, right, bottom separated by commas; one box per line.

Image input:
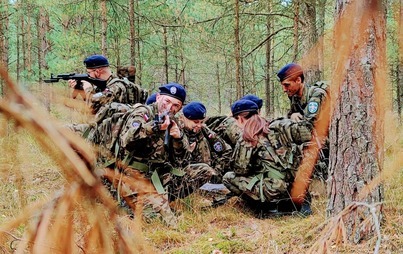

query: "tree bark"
left=293, top=0, right=300, bottom=61
left=234, top=0, right=242, bottom=99
left=264, top=0, right=272, bottom=117
left=301, top=0, right=321, bottom=84
left=163, top=27, right=168, bottom=83
left=216, top=62, right=222, bottom=114
left=129, top=0, right=136, bottom=66
left=398, top=0, right=403, bottom=119
left=100, top=0, right=108, bottom=56
left=327, top=0, right=386, bottom=243
left=37, top=7, right=49, bottom=82
left=317, top=0, right=327, bottom=80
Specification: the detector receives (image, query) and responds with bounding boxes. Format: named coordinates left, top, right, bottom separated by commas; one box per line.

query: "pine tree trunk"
left=327, top=0, right=385, bottom=243
left=301, top=0, right=320, bottom=84
left=129, top=0, right=136, bottom=66
left=398, top=0, right=403, bottom=119
left=100, top=0, right=108, bottom=56
left=163, top=27, right=168, bottom=84
left=264, top=0, right=272, bottom=117
left=293, top=0, right=300, bottom=61
left=317, top=0, right=327, bottom=80
left=234, top=0, right=241, bottom=99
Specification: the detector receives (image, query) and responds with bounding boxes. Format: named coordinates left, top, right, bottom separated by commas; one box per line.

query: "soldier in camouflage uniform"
left=223, top=99, right=313, bottom=215
left=176, top=101, right=232, bottom=182
left=86, top=83, right=188, bottom=227
left=277, top=63, right=329, bottom=181
left=67, top=55, right=147, bottom=134
left=205, top=94, right=263, bottom=150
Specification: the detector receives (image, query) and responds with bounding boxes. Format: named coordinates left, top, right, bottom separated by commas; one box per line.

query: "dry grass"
left=0, top=75, right=402, bottom=253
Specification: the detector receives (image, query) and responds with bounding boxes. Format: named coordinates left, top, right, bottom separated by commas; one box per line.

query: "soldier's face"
left=87, top=68, right=99, bottom=79
left=156, top=94, right=183, bottom=115
left=281, top=76, right=302, bottom=97
left=183, top=118, right=205, bottom=133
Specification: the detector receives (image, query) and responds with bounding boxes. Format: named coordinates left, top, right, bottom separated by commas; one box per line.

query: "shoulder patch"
left=213, top=141, right=223, bottom=152
left=307, top=101, right=319, bottom=114
left=132, top=122, right=140, bottom=128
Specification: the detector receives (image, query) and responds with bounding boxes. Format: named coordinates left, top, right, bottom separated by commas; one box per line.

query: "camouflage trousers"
left=97, top=167, right=177, bottom=227
left=161, top=163, right=217, bottom=202
left=223, top=171, right=289, bottom=203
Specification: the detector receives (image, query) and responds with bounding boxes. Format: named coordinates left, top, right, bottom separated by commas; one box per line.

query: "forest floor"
left=0, top=86, right=402, bottom=253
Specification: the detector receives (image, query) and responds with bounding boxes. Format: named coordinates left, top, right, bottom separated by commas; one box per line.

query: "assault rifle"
left=154, top=111, right=173, bottom=160
left=44, top=73, right=107, bottom=92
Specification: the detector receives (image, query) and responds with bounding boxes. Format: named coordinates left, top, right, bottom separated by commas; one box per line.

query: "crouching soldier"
left=90, top=83, right=188, bottom=227
left=223, top=99, right=313, bottom=217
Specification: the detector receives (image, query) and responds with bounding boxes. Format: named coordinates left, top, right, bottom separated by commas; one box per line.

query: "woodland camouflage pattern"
left=206, top=116, right=241, bottom=148
left=223, top=118, right=312, bottom=203
left=89, top=75, right=147, bottom=114
left=288, top=81, right=328, bottom=123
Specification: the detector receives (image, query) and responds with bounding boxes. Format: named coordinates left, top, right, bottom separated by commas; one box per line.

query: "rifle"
left=44, top=73, right=107, bottom=92
left=154, top=111, right=173, bottom=160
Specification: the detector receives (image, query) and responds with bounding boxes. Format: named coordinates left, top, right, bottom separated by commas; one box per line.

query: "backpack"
left=109, top=77, right=149, bottom=105
left=87, top=102, right=151, bottom=159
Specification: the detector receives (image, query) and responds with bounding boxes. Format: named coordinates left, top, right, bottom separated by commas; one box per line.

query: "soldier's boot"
left=299, top=192, right=312, bottom=217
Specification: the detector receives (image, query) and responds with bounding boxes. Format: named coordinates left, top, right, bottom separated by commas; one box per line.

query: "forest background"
left=0, top=0, right=401, bottom=117
left=0, top=0, right=402, bottom=253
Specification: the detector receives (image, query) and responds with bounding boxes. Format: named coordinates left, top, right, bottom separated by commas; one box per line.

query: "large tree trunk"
left=327, top=0, right=385, bottom=243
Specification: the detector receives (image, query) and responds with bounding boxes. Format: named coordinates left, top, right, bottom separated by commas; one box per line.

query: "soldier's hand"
left=68, top=79, right=77, bottom=88
left=169, top=121, right=182, bottom=139
left=290, top=113, right=303, bottom=122
left=82, top=80, right=93, bottom=94
left=159, top=114, right=171, bottom=131
left=188, top=142, right=196, bottom=152
left=223, top=171, right=236, bottom=180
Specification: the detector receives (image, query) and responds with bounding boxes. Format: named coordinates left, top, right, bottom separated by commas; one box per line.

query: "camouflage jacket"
left=205, top=115, right=241, bottom=149
left=118, top=103, right=189, bottom=165
left=181, top=126, right=232, bottom=176
left=232, top=131, right=300, bottom=183
left=288, top=81, right=328, bottom=124
left=89, top=75, right=147, bottom=114
left=267, top=117, right=313, bottom=170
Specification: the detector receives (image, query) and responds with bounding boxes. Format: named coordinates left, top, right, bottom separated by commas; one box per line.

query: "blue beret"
left=84, top=55, right=109, bottom=69
left=146, top=93, right=157, bottom=105
left=277, top=63, right=303, bottom=82
left=159, top=83, right=186, bottom=103
left=183, top=101, right=207, bottom=120
left=241, top=94, right=263, bottom=109
left=231, top=99, right=259, bottom=117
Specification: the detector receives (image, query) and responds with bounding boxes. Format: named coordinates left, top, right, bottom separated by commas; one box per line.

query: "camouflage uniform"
left=178, top=125, right=233, bottom=182
left=288, top=81, right=329, bottom=180
left=85, top=102, right=188, bottom=226
left=287, top=81, right=328, bottom=123
left=89, top=75, right=146, bottom=114
left=205, top=116, right=241, bottom=149
left=223, top=118, right=312, bottom=204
